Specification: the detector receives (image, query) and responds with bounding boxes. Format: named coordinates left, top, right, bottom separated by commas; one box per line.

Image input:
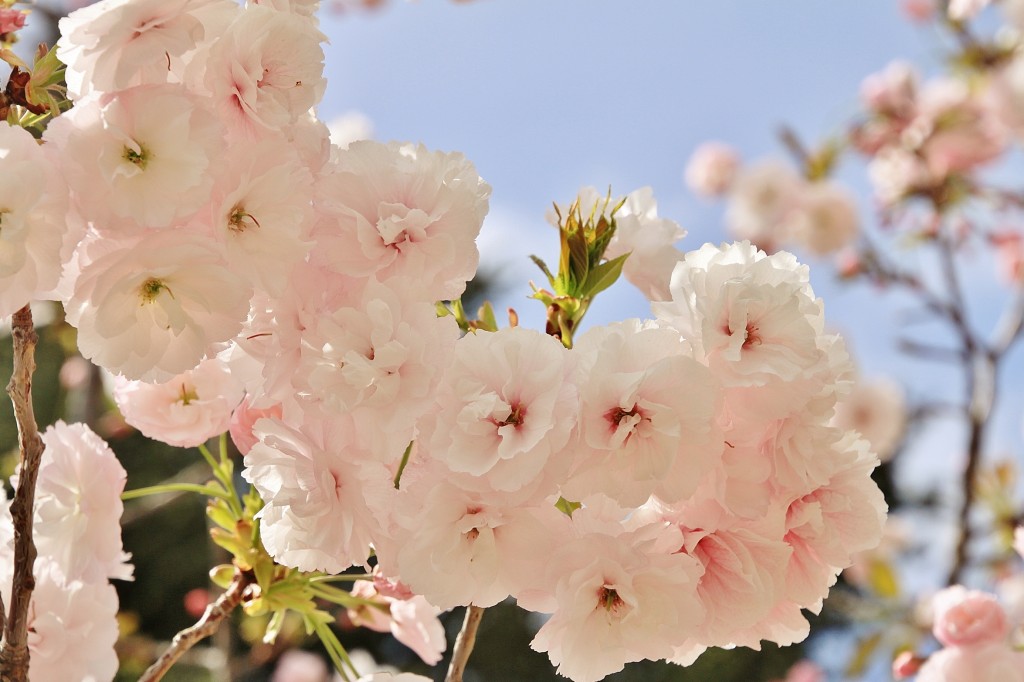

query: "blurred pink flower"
left=685, top=142, right=740, bottom=197
left=931, top=585, right=1009, bottom=648
left=0, top=8, right=26, bottom=34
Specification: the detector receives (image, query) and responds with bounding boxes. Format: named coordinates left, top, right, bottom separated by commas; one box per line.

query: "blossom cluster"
left=1, top=0, right=887, bottom=679
left=685, top=142, right=861, bottom=258
left=0, top=422, right=132, bottom=681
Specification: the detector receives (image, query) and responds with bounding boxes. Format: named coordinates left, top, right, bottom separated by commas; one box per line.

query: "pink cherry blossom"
left=832, top=376, right=906, bottom=462
left=390, top=478, right=568, bottom=609
left=295, top=278, right=459, bottom=425
left=782, top=434, right=886, bottom=612
left=426, top=326, right=577, bottom=494
left=0, top=123, right=72, bottom=318
left=113, top=356, right=244, bottom=448
left=28, top=421, right=133, bottom=583
left=203, top=137, right=313, bottom=296
left=25, top=561, right=121, bottom=682
left=605, top=187, right=687, bottom=301
left=654, top=242, right=827, bottom=392
left=57, top=0, right=237, bottom=100
left=911, top=78, right=1008, bottom=178
left=685, top=141, right=740, bottom=197
left=783, top=181, right=860, bottom=256
left=724, top=161, right=803, bottom=252
left=674, top=503, right=791, bottom=647
left=531, top=532, right=705, bottom=682
left=931, top=585, right=1010, bottom=648
left=45, top=84, right=224, bottom=232
left=314, top=140, right=491, bottom=301
left=916, top=642, right=1024, bottom=682
left=563, top=320, right=722, bottom=506
left=347, top=579, right=446, bottom=665
left=229, top=395, right=284, bottom=455
left=243, top=416, right=391, bottom=572
left=64, top=229, right=251, bottom=382
left=196, top=5, right=326, bottom=137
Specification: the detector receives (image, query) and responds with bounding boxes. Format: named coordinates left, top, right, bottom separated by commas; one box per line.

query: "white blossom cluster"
left=0, top=0, right=888, bottom=680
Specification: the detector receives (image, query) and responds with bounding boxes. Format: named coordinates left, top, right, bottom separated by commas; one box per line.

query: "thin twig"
left=445, top=605, right=485, bottom=682
left=991, top=287, right=1024, bottom=357
left=0, top=305, right=45, bottom=682
left=138, top=568, right=253, bottom=682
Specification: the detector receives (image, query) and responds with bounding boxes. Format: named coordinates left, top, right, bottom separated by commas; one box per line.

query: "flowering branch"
left=138, top=568, right=254, bottom=682
left=0, top=304, right=45, bottom=682
left=444, top=605, right=484, bottom=682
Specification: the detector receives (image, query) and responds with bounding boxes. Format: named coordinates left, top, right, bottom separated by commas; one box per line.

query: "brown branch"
left=931, top=227, right=994, bottom=586
left=0, top=305, right=45, bottom=682
left=445, top=605, right=485, bottom=682
left=138, top=568, right=253, bottom=682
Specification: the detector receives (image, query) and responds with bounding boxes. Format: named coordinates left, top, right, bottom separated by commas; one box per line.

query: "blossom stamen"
left=138, top=277, right=169, bottom=303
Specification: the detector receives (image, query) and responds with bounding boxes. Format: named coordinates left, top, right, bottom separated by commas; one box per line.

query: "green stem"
left=199, top=440, right=243, bottom=517
left=122, top=483, right=230, bottom=501
left=393, top=441, right=413, bottom=489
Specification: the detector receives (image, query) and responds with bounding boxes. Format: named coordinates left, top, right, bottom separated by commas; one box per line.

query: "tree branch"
left=445, top=605, right=485, bottom=682
left=0, top=305, right=45, bottom=682
left=138, top=568, right=253, bottom=682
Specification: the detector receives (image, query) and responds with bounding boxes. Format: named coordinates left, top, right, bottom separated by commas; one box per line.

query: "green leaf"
left=529, top=255, right=556, bottom=287
left=582, top=253, right=630, bottom=298
left=477, top=301, right=498, bottom=332
left=555, top=496, right=582, bottom=517
left=567, top=226, right=589, bottom=291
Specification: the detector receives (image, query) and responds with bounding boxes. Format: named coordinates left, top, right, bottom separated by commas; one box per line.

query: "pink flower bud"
left=0, top=8, right=26, bottom=35
left=901, top=0, right=937, bottom=22
left=892, top=651, right=923, bottom=679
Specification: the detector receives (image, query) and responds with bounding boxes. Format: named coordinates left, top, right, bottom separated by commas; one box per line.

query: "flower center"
left=138, top=277, right=168, bottom=303
left=498, top=402, right=525, bottom=427
left=742, top=321, right=762, bottom=349
left=177, top=383, right=198, bottom=405
left=228, top=204, right=261, bottom=233
left=597, top=585, right=628, bottom=617
left=123, top=142, right=149, bottom=170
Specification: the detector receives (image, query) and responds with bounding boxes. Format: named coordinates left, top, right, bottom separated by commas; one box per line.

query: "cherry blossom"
left=243, top=416, right=391, bottom=572
left=530, top=532, right=705, bottom=682
left=314, top=140, right=491, bottom=301
left=0, top=123, right=71, bottom=318
left=28, top=421, right=133, bottom=583
left=46, top=84, right=224, bottom=232
left=112, top=356, right=244, bottom=448
left=685, top=142, right=740, bottom=197
left=425, top=326, right=577, bottom=494
left=64, top=229, right=251, bottom=382
left=57, top=0, right=237, bottom=100
left=196, top=4, right=326, bottom=137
